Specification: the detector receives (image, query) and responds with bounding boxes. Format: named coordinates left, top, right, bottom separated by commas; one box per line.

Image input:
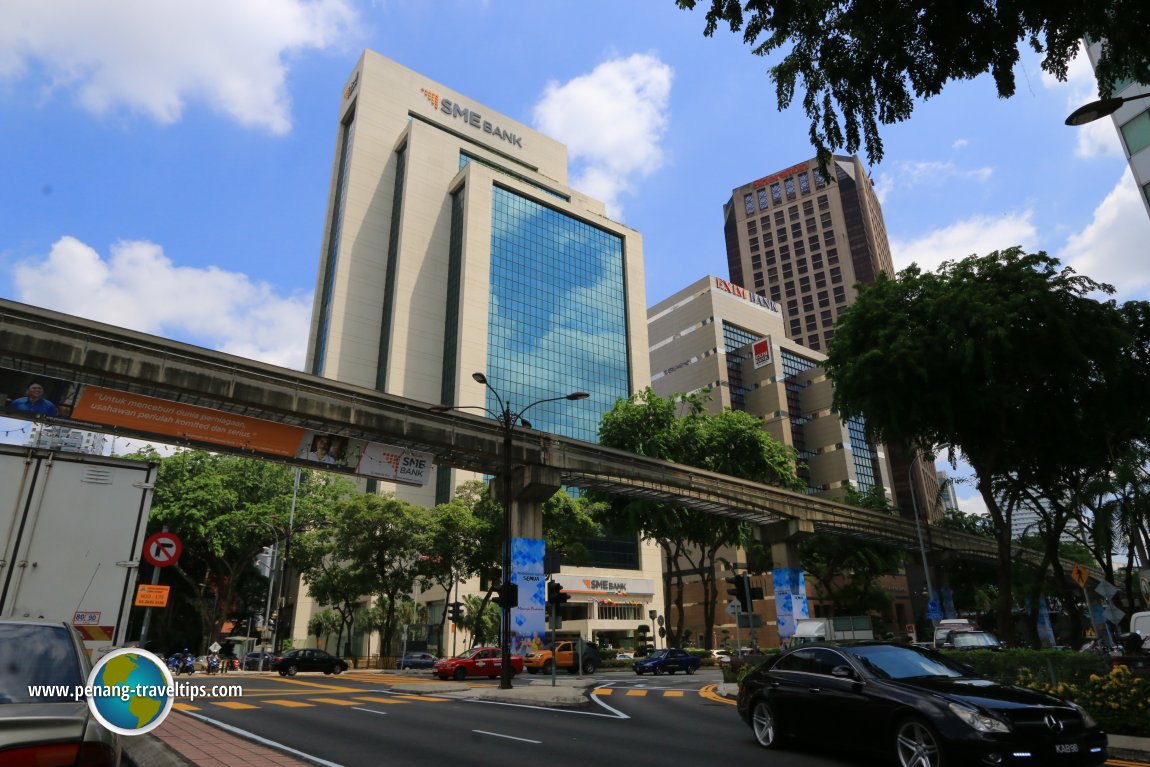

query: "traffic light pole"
left=744, top=577, right=758, bottom=649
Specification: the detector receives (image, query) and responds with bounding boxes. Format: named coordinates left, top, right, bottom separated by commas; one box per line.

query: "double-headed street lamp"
left=432, top=371, right=588, bottom=689
left=1066, top=91, right=1150, bottom=126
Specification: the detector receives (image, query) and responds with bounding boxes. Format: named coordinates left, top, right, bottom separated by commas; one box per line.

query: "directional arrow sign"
left=143, top=531, right=183, bottom=568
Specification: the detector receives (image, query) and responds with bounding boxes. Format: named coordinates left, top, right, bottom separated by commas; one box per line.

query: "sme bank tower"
left=302, top=52, right=657, bottom=650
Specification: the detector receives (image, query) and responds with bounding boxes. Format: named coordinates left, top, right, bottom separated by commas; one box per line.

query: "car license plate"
left=1055, top=743, right=1078, bottom=754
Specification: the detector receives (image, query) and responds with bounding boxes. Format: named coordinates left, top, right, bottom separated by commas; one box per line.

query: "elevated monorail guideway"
left=0, top=298, right=1026, bottom=567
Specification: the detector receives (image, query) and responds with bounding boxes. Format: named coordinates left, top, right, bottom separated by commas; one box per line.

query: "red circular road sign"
left=143, top=532, right=183, bottom=568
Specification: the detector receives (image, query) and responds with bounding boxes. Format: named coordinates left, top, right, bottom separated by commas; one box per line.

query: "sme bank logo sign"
left=419, top=87, right=523, bottom=148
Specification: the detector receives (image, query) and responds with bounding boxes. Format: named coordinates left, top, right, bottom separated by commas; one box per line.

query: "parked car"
left=615, top=652, right=634, bottom=661
left=396, top=652, right=438, bottom=670
left=271, top=649, right=348, bottom=677
left=523, top=641, right=600, bottom=674
left=0, top=618, right=122, bottom=766
left=243, top=651, right=277, bottom=671
left=633, top=648, right=700, bottom=675
left=737, top=641, right=1108, bottom=766
left=433, top=646, right=523, bottom=681
left=947, top=630, right=1006, bottom=651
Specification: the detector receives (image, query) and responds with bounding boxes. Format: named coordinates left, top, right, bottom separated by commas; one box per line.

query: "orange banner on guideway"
left=71, top=386, right=306, bottom=455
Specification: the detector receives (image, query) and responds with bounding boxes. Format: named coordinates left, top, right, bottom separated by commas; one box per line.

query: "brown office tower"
left=722, top=155, right=940, bottom=523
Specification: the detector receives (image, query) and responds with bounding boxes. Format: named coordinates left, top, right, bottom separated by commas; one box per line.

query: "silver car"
left=0, top=618, right=121, bottom=765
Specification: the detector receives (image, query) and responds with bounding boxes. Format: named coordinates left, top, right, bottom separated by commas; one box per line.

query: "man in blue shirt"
left=8, top=381, right=58, bottom=416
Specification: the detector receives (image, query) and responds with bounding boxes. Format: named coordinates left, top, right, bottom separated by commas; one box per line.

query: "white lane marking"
left=353, top=707, right=388, bottom=715
left=473, top=730, right=542, bottom=744
left=182, top=712, right=344, bottom=767
left=590, top=683, right=631, bottom=719
left=464, top=697, right=628, bottom=718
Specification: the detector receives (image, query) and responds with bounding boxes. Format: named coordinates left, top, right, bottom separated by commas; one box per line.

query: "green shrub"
left=1025, top=665, right=1150, bottom=737
left=939, top=648, right=1107, bottom=688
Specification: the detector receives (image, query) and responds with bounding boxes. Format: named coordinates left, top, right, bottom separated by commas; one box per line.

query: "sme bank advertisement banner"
left=0, top=371, right=431, bottom=486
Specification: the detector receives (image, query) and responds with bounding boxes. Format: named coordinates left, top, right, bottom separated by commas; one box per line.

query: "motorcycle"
left=167, top=655, right=181, bottom=675
left=181, top=654, right=196, bottom=676
left=207, top=655, right=220, bottom=675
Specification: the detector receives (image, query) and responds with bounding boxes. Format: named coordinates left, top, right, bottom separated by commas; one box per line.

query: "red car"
left=433, top=646, right=523, bottom=681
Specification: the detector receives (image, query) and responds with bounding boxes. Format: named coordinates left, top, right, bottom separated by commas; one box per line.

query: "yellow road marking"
left=265, top=699, right=314, bottom=708
left=664, top=690, right=684, bottom=697
left=699, top=683, right=736, bottom=706
left=173, top=703, right=200, bottom=711
left=594, top=688, right=613, bottom=695
left=393, top=694, right=447, bottom=702
left=212, top=701, right=258, bottom=710
left=308, top=697, right=363, bottom=706
left=354, top=697, right=407, bottom=704
left=626, top=689, right=648, bottom=697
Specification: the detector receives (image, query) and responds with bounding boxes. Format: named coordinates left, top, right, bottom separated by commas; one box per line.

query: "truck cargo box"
left=0, top=445, right=156, bottom=657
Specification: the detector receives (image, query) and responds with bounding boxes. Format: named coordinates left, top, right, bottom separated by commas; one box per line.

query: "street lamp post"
left=907, top=457, right=937, bottom=631
left=432, top=371, right=588, bottom=690
left=1066, top=91, right=1150, bottom=126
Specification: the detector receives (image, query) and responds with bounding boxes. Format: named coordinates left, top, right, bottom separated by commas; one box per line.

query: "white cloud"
left=875, top=161, right=994, bottom=206
left=0, top=0, right=357, bottom=133
left=13, top=237, right=311, bottom=367
left=532, top=52, right=673, bottom=219
left=889, top=211, right=1039, bottom=272
left=955, top=489, right=989, bottom=517
left=1059, top=169, right=1150, bottom=300
left=951, top=139, right=968, bottom=150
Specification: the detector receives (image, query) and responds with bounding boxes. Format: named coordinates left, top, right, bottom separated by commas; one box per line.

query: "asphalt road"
left=175, top=670, right=890, bottom=767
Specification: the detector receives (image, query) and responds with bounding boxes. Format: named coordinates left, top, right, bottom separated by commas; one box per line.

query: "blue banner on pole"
left=510, top=538, right=546, bottom=657
left=772, top=567, right=808, bottom=640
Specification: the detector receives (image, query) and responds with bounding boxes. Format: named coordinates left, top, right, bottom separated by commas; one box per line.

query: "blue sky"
left=2, top=1, right=1147, bottom=513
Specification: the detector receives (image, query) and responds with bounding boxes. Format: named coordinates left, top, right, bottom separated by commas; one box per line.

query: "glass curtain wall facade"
left=486, top=186, right=631, bottom=442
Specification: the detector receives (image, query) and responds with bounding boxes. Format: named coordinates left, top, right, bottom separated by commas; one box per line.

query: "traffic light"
left=492, top=581, right=518, bottom=609
left=726, top=574, right=751, bottom=612
left=547, top=580, right=569, bottom=607
left=448, top=601, right=464, bottom=625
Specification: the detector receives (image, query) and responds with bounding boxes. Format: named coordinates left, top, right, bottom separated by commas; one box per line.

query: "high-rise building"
left=936, top=470, right=961, bottom=514
left=1086, top=42, right=1150, bottom=221
left=722, top=155, right=893, bottom=353
left=301, top=50, right=658, bottom=655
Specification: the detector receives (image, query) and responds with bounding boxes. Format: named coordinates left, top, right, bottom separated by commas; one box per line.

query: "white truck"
left=0, top=444, right=156, bottom=658
left=792, top=615, right=875, bottom=645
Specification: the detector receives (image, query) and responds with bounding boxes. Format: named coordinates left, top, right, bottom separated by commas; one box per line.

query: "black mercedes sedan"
left=736, top=641, right=1107, bottom=766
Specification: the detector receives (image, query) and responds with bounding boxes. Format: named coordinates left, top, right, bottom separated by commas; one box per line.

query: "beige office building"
left=649, top=275, right=893, bottom=496
left=291, top=50, right=662, bottom=657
